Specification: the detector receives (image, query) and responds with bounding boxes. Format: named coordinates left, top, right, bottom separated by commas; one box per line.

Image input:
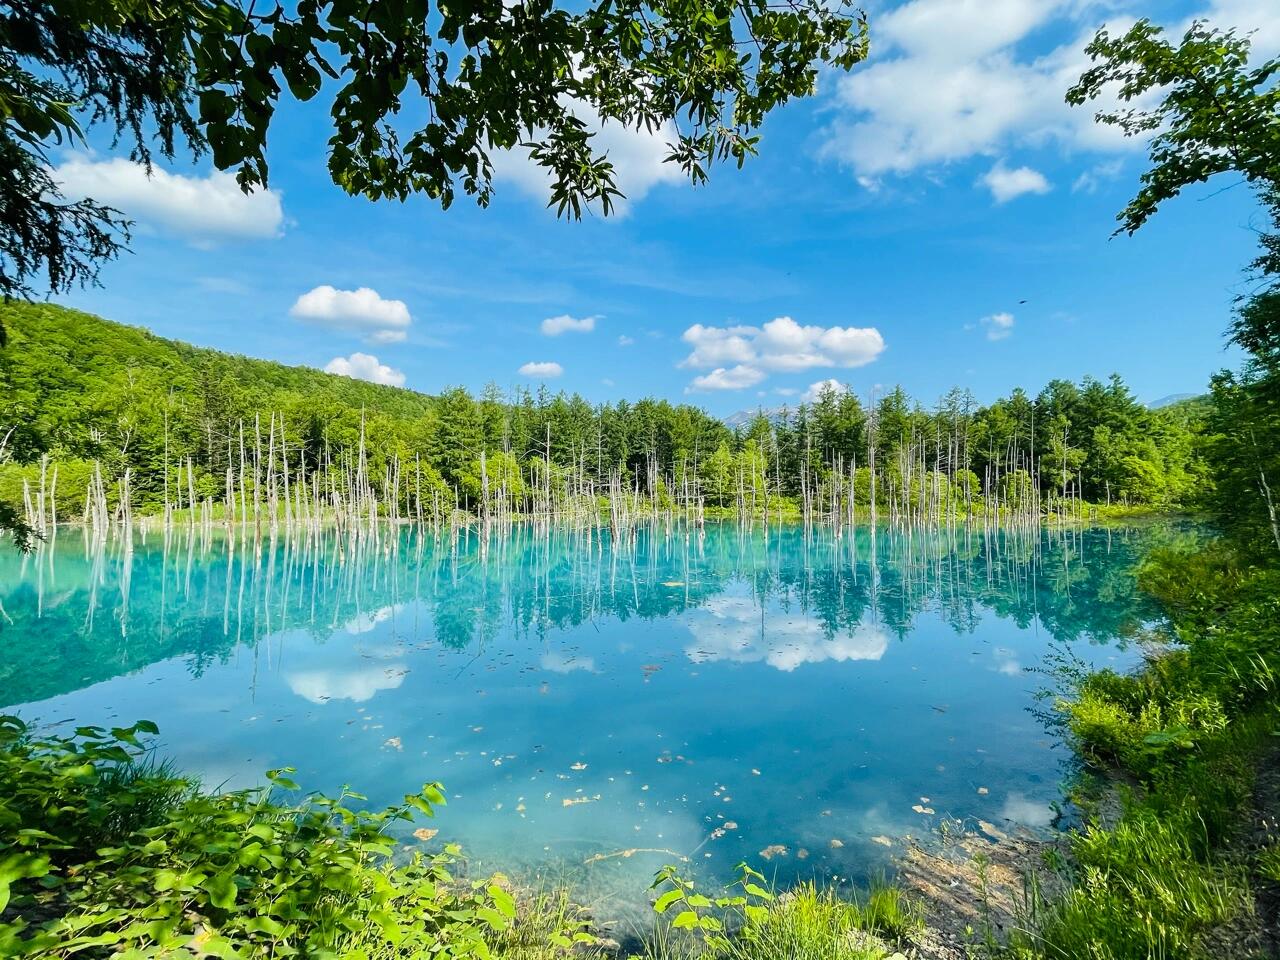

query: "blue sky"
left=53, top=0, right=1280, bottom=415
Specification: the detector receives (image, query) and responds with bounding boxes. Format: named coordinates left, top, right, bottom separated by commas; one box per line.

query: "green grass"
left=645, top=881, right=918, bottom=960
left=1009, top=807, right=1248, bottom=960
left=990, top=544, right=1280, bottom=959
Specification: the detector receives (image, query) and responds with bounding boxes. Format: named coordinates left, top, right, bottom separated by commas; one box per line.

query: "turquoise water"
left=0, top=521, right=1172, bottom=918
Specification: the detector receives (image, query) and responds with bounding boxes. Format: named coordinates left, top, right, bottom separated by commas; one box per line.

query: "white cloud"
left=982, top=162, right=1051, bottom=203
left=324, top=352, right=406, bottom=387
left=679, top=324, right=759, bottom=368
left=541, top=314, right=598, bottom=336
left=687, top=365, right=766, bottom=392
left=291, top=286, right=412, bottom=344
left=1203, top=0, right=1280, bottom=54
left=680, top=317, right=885, bottom=386
left=617, top=335, right=635, bottom=347
left=803, top=379, right=850, bottom=403
left=53, top=156, right=284, bottom=241
left=492, top=100, right=684, bottom=215
left=980, top=312, right=1016, bottom=341
left=519, top=360, right=564, bottom=378
left=686, top=593, right=888, bottom=672
left=1071, top=159, right=1124, bottom=194
left=818, top=1, right=1142, bottom=184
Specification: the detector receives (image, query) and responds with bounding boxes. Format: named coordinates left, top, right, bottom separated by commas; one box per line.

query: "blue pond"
left=0, top=521, right=1170, bottom=918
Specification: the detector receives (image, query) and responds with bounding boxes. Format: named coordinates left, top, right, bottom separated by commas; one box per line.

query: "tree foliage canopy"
left=1067, top=18, right=1280, bottom=235
left=0, top=0, right=868, bottom=301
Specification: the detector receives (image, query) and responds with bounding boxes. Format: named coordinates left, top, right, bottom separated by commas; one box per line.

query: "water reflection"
left=0, top=520, right=1183, bottom=918
left=0, top=522, right=1168, bottom=707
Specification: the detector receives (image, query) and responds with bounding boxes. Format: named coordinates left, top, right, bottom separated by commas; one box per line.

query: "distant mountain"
left=723, top=406, right=791, bottom=429
left=1147, top=393, right=1201, bottom=410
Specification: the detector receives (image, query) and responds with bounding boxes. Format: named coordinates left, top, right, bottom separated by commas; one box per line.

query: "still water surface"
left=0, top=522, right=1173, bottom=916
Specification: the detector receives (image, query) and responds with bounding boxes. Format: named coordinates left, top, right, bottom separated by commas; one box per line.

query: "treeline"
left=0, top=302, right=1209, bottom=525
left=1200, top=189, right=1280, bottom=556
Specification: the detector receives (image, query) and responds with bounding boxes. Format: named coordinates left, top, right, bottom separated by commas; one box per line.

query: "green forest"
left=0, top=301, right=1212, bottom=530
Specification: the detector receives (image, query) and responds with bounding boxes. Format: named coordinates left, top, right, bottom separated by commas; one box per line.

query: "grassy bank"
left=988, top=541, right=1280, bottom=959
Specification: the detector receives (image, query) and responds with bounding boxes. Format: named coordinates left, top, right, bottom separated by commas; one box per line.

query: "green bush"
left=0, top=716, right=592, bottom=959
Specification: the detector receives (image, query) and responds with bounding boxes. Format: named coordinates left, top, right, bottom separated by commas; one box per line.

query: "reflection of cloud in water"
left=342, top=604, right=402, bottom=635
left=540, top=651, right=596, bottom=674
left=993, top=646, right=1023, bottom=676
left=999, top=792, right=1054, bottom=827
left=285, top=638, right=409, bottom=703
left=288, top=664, right=408, bottom=703
left=685, top=595, right=887, bottom=672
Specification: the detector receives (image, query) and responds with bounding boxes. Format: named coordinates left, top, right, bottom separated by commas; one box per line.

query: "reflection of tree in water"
left=0, top=520, right=1191, bottom=706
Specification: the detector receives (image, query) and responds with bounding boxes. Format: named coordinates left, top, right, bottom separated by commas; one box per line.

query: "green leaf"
left=653, top=889, right=684, bottom=914
left=487, top=884, right=516, bottom=919
left=203, top=872, right=238, bottom=910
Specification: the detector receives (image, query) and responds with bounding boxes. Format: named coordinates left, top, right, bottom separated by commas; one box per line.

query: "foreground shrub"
left=0, top=716, right=593, bottom=958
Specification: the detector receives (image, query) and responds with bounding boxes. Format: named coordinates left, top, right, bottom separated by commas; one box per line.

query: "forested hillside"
left=0, top=302, right=1209, bottom=520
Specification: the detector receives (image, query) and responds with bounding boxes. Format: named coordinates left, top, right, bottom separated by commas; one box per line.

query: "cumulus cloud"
left=1204, top=0, right=1280, bottom=54
left=826, top=0, right=1280, bottom=193
left=817, top=0, right=1148, bottom=188
left=982, top=162, right=1051, bottom=203
left=324, top=352, right=406, bottom=387
left=291, top=286, right=412, bottom=344
left=685, top=594, right=889, bottom=672
left=519, top=360, right=564, bottom=378
left=803, top=379, right=850, bottom=403
left=541, top=314, right=598, bottom=336
left=617, top=335, right=635, bottom=347
left=980, top=312, right=1016, bottom=341
left=53, top=156, right=284, bottom=242
left=687, top=365, right=767, bottom=392
left=680, top=318, right=885, bottom=393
